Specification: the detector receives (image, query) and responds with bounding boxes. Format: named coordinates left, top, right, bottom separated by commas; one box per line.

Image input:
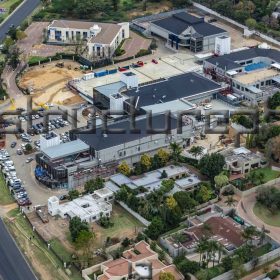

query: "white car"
left=204, top=104, right=212, bottom=110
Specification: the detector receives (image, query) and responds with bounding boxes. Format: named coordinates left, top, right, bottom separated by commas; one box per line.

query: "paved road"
left=0, top=0, right=41, bottom=42
left=0, top=219, right=37, bottom=280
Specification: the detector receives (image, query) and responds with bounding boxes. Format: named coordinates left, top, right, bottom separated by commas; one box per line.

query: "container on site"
left=94, top=70, right=108, bottom=78
left=82, top=72, right=95, bottom=80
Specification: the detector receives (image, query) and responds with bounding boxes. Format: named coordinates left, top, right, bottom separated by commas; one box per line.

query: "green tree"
left=117, top=161, right=130, bottom=176
left=157, top=148, right=170, bottom=165
left=173, top=191, right=196, bottom=212
left=199, top=153, right=225, bottom=181
left=189, top=145, right=204, bottom=159
left=170, top=142, right=183, bottom=163
left=115, top=185, right=129, bottom=202
left=166, top=196, right=177, bottom=209
left=111, top=0, right=120, bottom=11
left=25, top=143, right=33, bottom=152
left=245, top=18, right=257, bottom=29
left=268, top=91, right=280, bottom=109
left=84, top=177, right=104, bottom=193
left=160, top=170, right=168, bottom=179
left=68, top=189, right=79, bottom=200
left=69, top=217, right=90, bottom=242
left=160, top=179, right=174, bottom=194
left=214, top=173, right=229, bottom=193
left=196, top=185, right=212, bottom=203
left=7, top=45, right=21, bottom=69
left=146, top=217, right=164, bottom=240
left=242, top=226, right=259, bottom=245
left=140, top=154, right=152, bottom=172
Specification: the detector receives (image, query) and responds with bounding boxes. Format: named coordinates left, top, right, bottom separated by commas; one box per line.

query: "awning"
left=272, top=76, right=280, bottom=84
left=247, top=85, right=262, bottom=94
left=272, top=63, right=280, bottom=70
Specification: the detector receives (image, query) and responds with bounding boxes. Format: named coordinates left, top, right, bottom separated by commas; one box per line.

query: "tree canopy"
left=199, top=153, right=225, bottom=181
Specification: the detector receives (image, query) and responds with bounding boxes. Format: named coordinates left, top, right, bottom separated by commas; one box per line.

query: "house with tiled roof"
left=47, top=20, right=129, bottom=58
left=82, top=241, right=183, bottom=280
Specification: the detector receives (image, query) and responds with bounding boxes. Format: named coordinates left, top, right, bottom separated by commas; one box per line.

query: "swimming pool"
left=245, top=62, right=269, bottom=72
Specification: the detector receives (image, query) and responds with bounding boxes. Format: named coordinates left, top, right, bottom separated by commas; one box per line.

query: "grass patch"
left=253, top=203, right=280, bottom=227
left=49, top=238, right=72, bottom=263
left=254, top=243, right=272, bottom=257
left=250, top=167, right=280, bottom=183
left=93, top=203, right=143, bottom=249
left=28, top=56, right=49, bottom=64
left=195, top=264, right=225, bottom=280
left=5, top=209, right=83, bottom=280
left=0, top=173, right=15, bottom=205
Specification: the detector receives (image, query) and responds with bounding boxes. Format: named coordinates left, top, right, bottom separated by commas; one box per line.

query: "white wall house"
left=47, top=20, right=129, bottom=58
left=48, top=188, right=114, bottom=223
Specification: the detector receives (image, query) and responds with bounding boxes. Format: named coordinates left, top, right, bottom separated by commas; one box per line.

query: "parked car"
left=152, top=59, right=158, bottom=64
left=25, top=157, right=33, bottom=163
left=10, top=142, right=17, bottom=148
left=16, top=149, right=23, bottom=155
left=204, top=104, right=212, bottom=110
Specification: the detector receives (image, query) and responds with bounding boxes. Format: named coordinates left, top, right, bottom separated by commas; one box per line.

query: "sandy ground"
left=19, top=62, right=84, bottom=106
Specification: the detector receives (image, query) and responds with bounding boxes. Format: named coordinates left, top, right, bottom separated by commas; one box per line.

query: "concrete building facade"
left=47, top=20, right=129, bottom=58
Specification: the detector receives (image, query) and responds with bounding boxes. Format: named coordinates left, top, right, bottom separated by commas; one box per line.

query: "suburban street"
left=0, top=219, right=37, bottom=280
left=236, top=192, right=280, bottom=244
left=0, top=0, right=41, bottom=42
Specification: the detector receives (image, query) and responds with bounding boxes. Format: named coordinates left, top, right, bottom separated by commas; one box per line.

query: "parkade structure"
left=71, top=70, right=228, bottom=115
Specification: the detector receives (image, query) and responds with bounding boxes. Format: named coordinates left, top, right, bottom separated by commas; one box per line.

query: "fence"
left=117, top=201, right=150, bottom=227
left=192, top=2, right=280, bottom=48
left=212, top=247, right=280, bottom=280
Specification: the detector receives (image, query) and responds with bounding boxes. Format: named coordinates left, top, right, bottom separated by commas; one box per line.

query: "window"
left=119, top=151, right=122, bottom=157
left=122, top=29, right=125, bottom=39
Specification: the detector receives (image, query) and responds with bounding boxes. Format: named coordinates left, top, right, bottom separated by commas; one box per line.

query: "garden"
left=231, top=167, right=280, bottom=191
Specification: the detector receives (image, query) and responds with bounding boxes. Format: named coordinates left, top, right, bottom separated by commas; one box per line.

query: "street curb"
left=0, top=0, right=27, bottom=29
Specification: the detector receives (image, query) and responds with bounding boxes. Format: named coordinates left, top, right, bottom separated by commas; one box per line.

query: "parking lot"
left=2, top=105, right=90, bottom=206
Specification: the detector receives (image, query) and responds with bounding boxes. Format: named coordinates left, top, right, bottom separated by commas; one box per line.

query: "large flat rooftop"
left=234, top=69, right=279, bottom=85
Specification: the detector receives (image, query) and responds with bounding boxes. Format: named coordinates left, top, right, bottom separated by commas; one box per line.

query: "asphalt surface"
left=0, top=0, right=41, bottom=42
left=0, top=219, right=37, bottom=280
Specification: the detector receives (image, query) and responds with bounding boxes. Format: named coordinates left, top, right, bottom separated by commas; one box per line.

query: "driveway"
left=17, top=22, right=67, bottom=57
left=236, top=192, right=280, bottom=244
left=117, top=31, right=152, bottom=60
left=0, top=0, right=41, bottom=42
left=0, top=218, right=37, bottom=280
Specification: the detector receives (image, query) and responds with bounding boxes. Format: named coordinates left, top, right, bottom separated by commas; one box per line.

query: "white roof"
left=226, top=70, right=238, bottom=76
left=272, top=62, right=280, bottom=70
left=233, top=147, right=250, bottom=155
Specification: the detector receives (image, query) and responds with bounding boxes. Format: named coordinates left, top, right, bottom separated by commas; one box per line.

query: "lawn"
left=28, top=56, right=49, bottom=64
left=253, top=203, right=280, bottom=227
left=5, top=209, right=83, bottom=280
left=92, top=203, right=144, bottom=249
left=253, top=243, right=272, bottom=257
left=251, top=167, right=280, bottom=183
left=0, top=173, right=15, bottom=205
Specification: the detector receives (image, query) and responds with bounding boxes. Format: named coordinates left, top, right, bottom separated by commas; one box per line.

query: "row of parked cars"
left=0, top=149, right=32, bottom=206
left=27, top=117, right=69, bottom=135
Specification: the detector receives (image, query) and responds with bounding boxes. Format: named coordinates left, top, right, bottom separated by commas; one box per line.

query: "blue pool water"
left=244, top=62, right=268, bottom=72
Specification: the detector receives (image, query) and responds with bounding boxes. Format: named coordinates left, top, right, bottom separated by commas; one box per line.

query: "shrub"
left=267, top=269, right=280, bottom=279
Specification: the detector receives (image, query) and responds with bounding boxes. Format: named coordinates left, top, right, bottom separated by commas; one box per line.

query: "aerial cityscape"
left=1, top=0, right=280, bottom=280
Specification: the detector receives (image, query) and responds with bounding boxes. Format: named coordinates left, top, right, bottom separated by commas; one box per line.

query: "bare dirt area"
left=27, top=211, right=73, bottom=252
left=17, top=22, right=69, bottom=57
left=19, top=62, right=84, bottom=106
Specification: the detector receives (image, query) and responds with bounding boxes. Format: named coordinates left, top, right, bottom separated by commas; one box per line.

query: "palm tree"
left=242, top=226, right=258, bottom=245
left=208, top=240, right=219, bottom=267
left=169, top=142, right=183, bottom=163
left=189, top=145, right=204, bottom=159
left=196, top=237, right=209, bottom=266
left=225, top=196, right=237, bottom=207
